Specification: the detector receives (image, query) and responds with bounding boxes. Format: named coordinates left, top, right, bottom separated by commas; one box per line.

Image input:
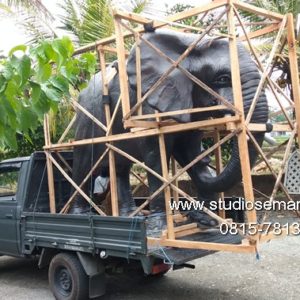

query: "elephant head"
left=127, top=29, right=268, bottom=192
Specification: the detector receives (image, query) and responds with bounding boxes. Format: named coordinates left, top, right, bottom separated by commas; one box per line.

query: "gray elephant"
left=70, top=29, right=268, bottom=225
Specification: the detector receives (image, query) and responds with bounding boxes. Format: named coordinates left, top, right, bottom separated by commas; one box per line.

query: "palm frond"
left=16, top=10, right=58, bottom=45
left=59, top=0, right=150, bottom=46
left=2, top=0, right=55, bottom=20
left=130, top=0, right=151, bottom=14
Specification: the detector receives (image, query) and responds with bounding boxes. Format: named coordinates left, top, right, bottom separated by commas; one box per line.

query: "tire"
left=49, top=253, right=89, bottom=300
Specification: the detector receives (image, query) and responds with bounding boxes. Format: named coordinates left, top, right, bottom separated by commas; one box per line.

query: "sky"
left=0, top=0, right=211, bottom=55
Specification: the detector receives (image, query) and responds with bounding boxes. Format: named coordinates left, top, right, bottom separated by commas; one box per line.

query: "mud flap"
left=77, top=252, right=106, bottom=298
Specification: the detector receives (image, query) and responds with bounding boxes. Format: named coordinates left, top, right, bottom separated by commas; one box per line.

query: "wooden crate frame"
left=43, top=0, right=300, bottom=254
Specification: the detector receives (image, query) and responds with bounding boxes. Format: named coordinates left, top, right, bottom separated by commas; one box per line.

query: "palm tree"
left=0, top=0, right=59, bottom=43
left=59, top=0, right=151, bottom=46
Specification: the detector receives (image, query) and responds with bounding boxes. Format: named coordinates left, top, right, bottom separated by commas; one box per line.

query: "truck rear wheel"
left=49, top=253, right=89, bottom=300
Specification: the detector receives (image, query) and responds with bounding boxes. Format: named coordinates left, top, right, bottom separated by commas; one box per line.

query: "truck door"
left=0, top=162, right=21, bottom=255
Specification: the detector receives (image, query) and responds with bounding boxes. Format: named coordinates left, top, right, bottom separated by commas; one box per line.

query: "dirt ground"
left=1, top=230, right=300, bottom=300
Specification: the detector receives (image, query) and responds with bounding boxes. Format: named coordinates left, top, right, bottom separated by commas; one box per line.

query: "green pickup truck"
left=0, top=151, right=240, bottom=299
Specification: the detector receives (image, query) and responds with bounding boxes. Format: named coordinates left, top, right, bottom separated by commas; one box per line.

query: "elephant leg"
left=173, top=132, right=218, bottom=227
left=116, top=164, right=137, bottom=216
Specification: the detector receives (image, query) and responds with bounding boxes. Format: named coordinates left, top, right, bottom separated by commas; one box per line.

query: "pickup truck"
left=0, top=151, right=241, bottom=299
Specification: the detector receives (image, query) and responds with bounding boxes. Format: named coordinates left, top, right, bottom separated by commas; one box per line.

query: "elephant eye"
left=214, top=74, right=231, bottom=86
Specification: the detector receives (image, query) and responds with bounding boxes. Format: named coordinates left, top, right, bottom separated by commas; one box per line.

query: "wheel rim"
left=54, top=266, right=73, bottom=296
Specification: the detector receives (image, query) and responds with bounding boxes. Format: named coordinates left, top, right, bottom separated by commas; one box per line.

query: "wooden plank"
left=173, top=222, right=198, bottom=233
left=256, top=224, right=299, bottom=243
left=173, top=214, right=188, bottom=223
left=125, top=120, right=160, bottom=128
left=106, top=95, right=121, bottom=136
left=113, top=8, right=153, bottom=25
left=45, top=116, right=240, bottom=150
left=166, top=0, right=227, bottom=23
left=287, top=13, right=300, bottom=147
left=174, top=227, right=202, bottom=238
left=129, top=105, right=228, bottom=121
left=239, top=23, right=280, bottom=41
left=158, top=124, right=175, bottom=239
left=114, top=17, right=131, bottom=119
left=234, top=1, right=284, bottom=21
left=247, top=123, right=293, bottom=132
left=43, top=115, right=56, bottom=213
left=171, top=157, right=179, bottom=213
left=135, top=34, right=142, bottom=116
left=227, top=1, right=256, bottom=223
left=105, top=105, right=119, bottom=217
left=213, top=130, right=225, bottom=218
left=55, top=152, right=72, bottom=173
left=100, top=45, right=129, bottom=56
left=99, top=48, right=119, bottom=216
left=72, top=100, right=107, bottom=132
left=147, top=237, right=256, bottom=253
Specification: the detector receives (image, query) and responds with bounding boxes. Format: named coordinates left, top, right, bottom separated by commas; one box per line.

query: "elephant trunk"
left=198, top=63, right=269, bottom=192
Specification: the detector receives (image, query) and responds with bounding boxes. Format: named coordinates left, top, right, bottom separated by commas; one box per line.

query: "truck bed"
left=22, top=213, right=147, bottom=258
left=22, top=213, right=242, bottom=266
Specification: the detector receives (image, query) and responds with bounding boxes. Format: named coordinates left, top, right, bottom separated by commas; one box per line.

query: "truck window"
left=0, top=167, right=20, bottom=197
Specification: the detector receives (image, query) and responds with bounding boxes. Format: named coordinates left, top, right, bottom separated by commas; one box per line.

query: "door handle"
left=5, top=214, right=13, bottom=219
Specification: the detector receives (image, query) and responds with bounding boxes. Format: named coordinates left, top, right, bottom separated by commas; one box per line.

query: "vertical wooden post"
left=135, top=34, right=142, bottom=116
left=228, top=1, right=256, bottom=223
left=214, top=130, right=226, bottom=218
left=113, top=16, right=131, bottom=120
left=171, top=157, right=180, bottom=215
left=158, top=133, right=175, bottom=239
left=43, top=114, right=56, bottom=213
left=287, top=13, right=300, bottom=146
left=99, top=47, right=119, bottom=216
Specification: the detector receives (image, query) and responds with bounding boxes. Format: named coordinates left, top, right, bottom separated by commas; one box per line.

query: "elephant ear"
left=127, top=30, right=194, bottom=122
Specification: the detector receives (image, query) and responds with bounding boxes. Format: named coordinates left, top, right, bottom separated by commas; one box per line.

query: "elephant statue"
left=69, top=29, right=268, bottom=225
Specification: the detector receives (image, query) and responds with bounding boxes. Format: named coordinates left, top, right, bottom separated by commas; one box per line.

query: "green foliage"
left=59, top=0, right=116, bottom=46
left=166, top=4, right=197, bottom=26
left=0, top=125, right=45, bottom=161
left=59, top=0, right=151, bottom=46
left=0, top=36, right=96, bottom=151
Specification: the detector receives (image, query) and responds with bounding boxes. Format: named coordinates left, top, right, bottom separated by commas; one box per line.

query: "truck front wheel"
left=49, top=253, right=89, bottom=300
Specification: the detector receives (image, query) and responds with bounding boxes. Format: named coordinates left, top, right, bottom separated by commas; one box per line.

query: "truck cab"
left=0, top=156, right=29, bottom=255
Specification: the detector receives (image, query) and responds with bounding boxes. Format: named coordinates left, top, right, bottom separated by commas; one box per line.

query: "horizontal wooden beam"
left=239, top=23, right=281, bottom=41
left=44, top=116, right=240, bottom=150
left=129, top=105, right=228, bottom=121
left=147, top=237, right=256, bottom=253
left=98, top=45, right=130, bottom=56
left=113, top=8, right=154, bottom=25
left=247, top=123, right=293, bottom=132
left=166, top=0, right=227, bottom=23
left=234, top=1, right=284, bottom=21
